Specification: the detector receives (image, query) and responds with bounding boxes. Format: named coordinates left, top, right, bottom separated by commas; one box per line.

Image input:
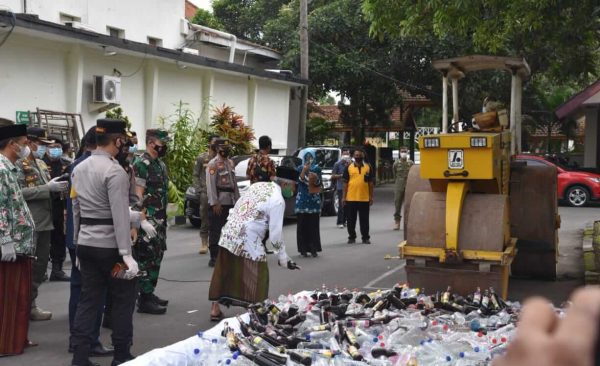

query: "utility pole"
left=298, top=0, right=308, bottom=147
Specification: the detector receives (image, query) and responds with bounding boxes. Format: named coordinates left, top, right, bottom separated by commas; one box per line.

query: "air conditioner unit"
left=93, top=75, right=121, bottom=104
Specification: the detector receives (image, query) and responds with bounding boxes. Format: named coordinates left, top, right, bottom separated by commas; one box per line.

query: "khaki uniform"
left=206, top=155, right=239, bottom=261
left=393, top=158, right=414, bottom=221
left=192, top=151, right=214, bottom=238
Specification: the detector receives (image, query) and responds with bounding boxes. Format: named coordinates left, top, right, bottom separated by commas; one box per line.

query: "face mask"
left=128, top=145, right=138, bottom=154
left=153, top=143, right=167, bottom=158
left=400, top=152, right=407, bottom=159
left=48, top=147, right=63, bottom=159
left=16, top=143, right=31, bottom=159
left=35, top=145, right=47, bottom=159
left=354, top=157, right=363, bottom=163
left=281, top=184, right=294, bottom=199
left=218, top=148, right=230, bottom=158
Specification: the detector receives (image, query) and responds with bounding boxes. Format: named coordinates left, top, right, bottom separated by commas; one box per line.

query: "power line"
left=309, top=40, right=440, bottom=97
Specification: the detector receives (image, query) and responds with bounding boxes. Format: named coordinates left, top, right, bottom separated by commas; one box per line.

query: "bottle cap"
left=197, top=332, right=204, bottom=338
left=212, top=339, right=218, bottom=343
left=474, top=346, right=480, bottom=352
left=459, top=352, right=465, bottom=358
left=194, top=348, right=200, bottom=355
left=446, top=356, right=452, bottom=362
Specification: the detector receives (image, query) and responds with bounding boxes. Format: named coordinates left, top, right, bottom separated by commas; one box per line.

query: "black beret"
left=0, top=124, right=27, bottom=140
left=96, top=119, right=127, bottom=135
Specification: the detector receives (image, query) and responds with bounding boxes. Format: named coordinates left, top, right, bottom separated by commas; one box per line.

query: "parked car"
left=514, top=154, right=600, bottom=207
left=185, top=155, right=301, bottom=226
left=293, top=146, right=341, bottom=216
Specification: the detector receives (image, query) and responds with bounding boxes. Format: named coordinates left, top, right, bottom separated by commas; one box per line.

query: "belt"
left=80, top=217, right=114, bottom=226
left=217, top=187, right=235, bottom=193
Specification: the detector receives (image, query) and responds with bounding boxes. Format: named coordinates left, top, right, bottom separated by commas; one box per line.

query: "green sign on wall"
left=15, top=111, right=30, bottom=125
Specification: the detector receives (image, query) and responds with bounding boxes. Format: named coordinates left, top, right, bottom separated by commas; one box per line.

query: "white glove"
left=122, top=254, right=139, bottom=280
left=1, top=242, right=17, bottom=262
left=47, top=176, right=68, bottom=193
left=140, top=220, right=157, bottom=239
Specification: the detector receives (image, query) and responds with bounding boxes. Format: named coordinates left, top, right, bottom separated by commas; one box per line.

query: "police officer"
left=206, top=138, right=239, bottom=267
left=192, top=135, right=219, bottom=255
left=132, top=128, right=170, bottom=315
left=392, top=146, right=414, bottom=230
left=16, top=127, right=68, bottom=321
left=44, top=135, right=72, bottom=281
left=70, top=119, right=139, bottom=366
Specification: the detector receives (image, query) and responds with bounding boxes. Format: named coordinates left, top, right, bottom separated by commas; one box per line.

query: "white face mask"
left=400, top=152, right=408, bottom=159
left=16, top=143, right=31, bottom=159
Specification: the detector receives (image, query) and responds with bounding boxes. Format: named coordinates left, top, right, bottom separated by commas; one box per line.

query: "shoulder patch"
left=209, top=168, right=216, bottom=175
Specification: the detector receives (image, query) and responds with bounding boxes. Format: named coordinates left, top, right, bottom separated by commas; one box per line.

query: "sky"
left=188, top=0, right=213, bottom=11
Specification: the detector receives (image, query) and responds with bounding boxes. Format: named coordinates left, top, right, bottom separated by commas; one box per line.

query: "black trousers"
left=208, top=205, right=232, bottom=261
left=71, top=246, right=137, bottom=364
left=296, top=213, right=322, bottom=254
left=50, top=199, right=66, bottom=266
left=346, top=201, right=370, bottom=241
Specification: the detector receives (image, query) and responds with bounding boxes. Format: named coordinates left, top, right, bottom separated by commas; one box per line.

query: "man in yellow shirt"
left=342, top=148, right=374, bottom=244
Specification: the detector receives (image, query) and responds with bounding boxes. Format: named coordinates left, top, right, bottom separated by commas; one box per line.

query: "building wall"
left=5, top=0, right=185, bottom=49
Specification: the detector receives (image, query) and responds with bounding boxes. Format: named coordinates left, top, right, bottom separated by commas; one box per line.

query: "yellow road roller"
left=398, top=56, right=559, bottom=299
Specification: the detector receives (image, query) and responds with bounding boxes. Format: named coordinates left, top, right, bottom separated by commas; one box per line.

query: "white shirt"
left=218, top=182, right=289, bottom=263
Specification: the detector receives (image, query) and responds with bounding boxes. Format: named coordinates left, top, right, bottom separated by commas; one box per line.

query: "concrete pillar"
left=200, top=71, right=214, bottom=128
left=247, top=78, right=257, bottom=128
left=510, top=73, right=518, bottom=155
left=515, top=76, right=523, bottom=153
left=143, top=60, right=159, bottom=144
left=65, top=44, right=84, bottom=115
left=584, top=107, right=598, bottom=168
left=452, top=78, right=459, bottom=128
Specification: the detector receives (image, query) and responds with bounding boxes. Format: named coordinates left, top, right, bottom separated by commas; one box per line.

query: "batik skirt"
left=209, top=249, right=269, bottom=307
left=0, top=256, right=32, bottom=356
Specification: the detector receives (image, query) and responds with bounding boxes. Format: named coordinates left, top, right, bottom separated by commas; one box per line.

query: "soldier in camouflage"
left=132, top=128, right=170, bottom=315
left=392, top=146, right=414, bottom=230
left=192, top=135, right=219, bottom=255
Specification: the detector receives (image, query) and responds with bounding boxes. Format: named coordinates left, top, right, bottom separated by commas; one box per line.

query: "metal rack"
left=28, top=108, right=85, bottom=154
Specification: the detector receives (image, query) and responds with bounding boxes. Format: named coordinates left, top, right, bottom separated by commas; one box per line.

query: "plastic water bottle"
left=190, top=348, right=205, bottom=366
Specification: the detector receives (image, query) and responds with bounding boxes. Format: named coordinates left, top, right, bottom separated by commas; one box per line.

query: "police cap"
left=27, top=127, right=54, bottom=144
left=214, top=138, right=230, bottom=147
left=146, top=128, right=171, bottom=143
left=96, top=119, right=128, bottom=135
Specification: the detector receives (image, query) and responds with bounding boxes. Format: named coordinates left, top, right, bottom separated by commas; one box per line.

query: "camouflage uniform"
left=192, top=150, right=215, bottom=247
left=392, top=158, right=414, bottom=222
left=132, top=150, right=169, bottom=296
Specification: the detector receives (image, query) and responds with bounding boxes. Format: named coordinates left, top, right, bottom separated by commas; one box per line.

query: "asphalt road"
left=4, top=184, right=598, bottom=366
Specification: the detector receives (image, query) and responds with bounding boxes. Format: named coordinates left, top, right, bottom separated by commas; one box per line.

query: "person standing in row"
left=295, top=149, right=322, bottom=257
left=392, top=146, right=413, bottom=230
left=45, top=135, right=72, bottom=281
left=0, top=121, right=36, bottom=356
left=343, top=148, right=373, bottom=244
left=16, top=127, right=69, bottom=321
left=192, top=135, right=219, bottom=255
left=70, top=119, right=139, bottom=366
left=132, top=129, right=171, bottom=315
left=206, top=138, right=239, bottom=267
left=331, top=148, right=351, bottom=229
left=246, top=135, right=276, bottom=184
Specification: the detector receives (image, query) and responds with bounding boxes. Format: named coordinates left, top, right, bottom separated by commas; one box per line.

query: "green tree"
left=305, top=116, right=333, bottom=145
left=105, top=107, right=132, bottom=130
left=191, top=8, right=224, bottom=30
left=362, top=0, right=600, bottom=83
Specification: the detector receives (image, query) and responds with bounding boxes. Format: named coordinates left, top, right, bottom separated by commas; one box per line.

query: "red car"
left=514, top=155, right=600, bottom=207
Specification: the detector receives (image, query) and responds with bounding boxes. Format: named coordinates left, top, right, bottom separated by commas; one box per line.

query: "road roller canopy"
left=432, top=55, right=531, bottom=80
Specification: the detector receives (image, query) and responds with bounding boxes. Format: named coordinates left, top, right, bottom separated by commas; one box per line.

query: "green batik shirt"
left=133, top=152, right=169, bottom=227
left=0, top=153, right=35, bottom=255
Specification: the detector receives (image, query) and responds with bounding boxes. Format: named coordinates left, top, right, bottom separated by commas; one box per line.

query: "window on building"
left=148, top=37, right=163, bottom=47
left=60, top=13, right=81, bottom=26
left=107, top=26, right=125, bottom=39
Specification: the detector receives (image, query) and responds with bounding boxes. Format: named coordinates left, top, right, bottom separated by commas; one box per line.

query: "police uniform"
left=44, top=135, right=72, bottom=281
left=206, top=140, right=239, bottom=266
left=132, top=128, right=170, bottom=314
left=392, top=156, right=414, bottom=227
left=192, top=150, right=215, bottom=254
left=70, top=119, right=137, bottom=366
left=15, top=127, right=56, bottom=321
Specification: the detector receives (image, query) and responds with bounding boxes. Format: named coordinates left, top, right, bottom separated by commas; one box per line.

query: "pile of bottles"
left=186, top=284, right=521, bottom=365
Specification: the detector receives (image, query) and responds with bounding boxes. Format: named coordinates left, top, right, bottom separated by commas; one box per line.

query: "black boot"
left=71, top=344, right=99, bottom=366
left=137, top=294, right=167, bottom=315
left=111, top=344, right=135, bottom=366
left=151, top=293, right=169, bottom=307
left=50, top=262, right=70, bottom=282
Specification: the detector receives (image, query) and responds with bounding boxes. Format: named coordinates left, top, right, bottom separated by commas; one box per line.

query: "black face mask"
left=218, top=149, right=230, bottom=158
left=354, top=157, right=363, bottom=163
left=115, top=139, right=130, bottom=166
left=154, top=144, right=168, bottom=158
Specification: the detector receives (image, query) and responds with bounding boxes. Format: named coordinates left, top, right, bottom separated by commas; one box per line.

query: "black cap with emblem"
left=96, top=118, right=128, bottom=135
left=0, top=123, right=27, bottom=140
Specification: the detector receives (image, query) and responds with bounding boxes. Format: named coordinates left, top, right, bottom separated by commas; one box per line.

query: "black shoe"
left=311, top=252, right=318, bottom=257
left=151, top=293, right=169, bottom=307
left=72, top=361, right=100, bottom=366
left=137, top=295, right=167, bottom=315
left=50, top=270, right=71, bottom=282
left=91, top=343, right=114, bottom=357
left=347, top=238, right=356, bottom=244
left=300, top=252, right=308, bottom=257
left=111, top=344, right=135, bottom=366
left=208, top=258, right=216, bottom=267
left=362, top=239, right=371, bottom=244
left=111, top=354, right=135, bottom=366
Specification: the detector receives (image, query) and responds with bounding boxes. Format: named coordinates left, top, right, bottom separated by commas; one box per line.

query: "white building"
left=0, top=0, right=306, bottom=153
